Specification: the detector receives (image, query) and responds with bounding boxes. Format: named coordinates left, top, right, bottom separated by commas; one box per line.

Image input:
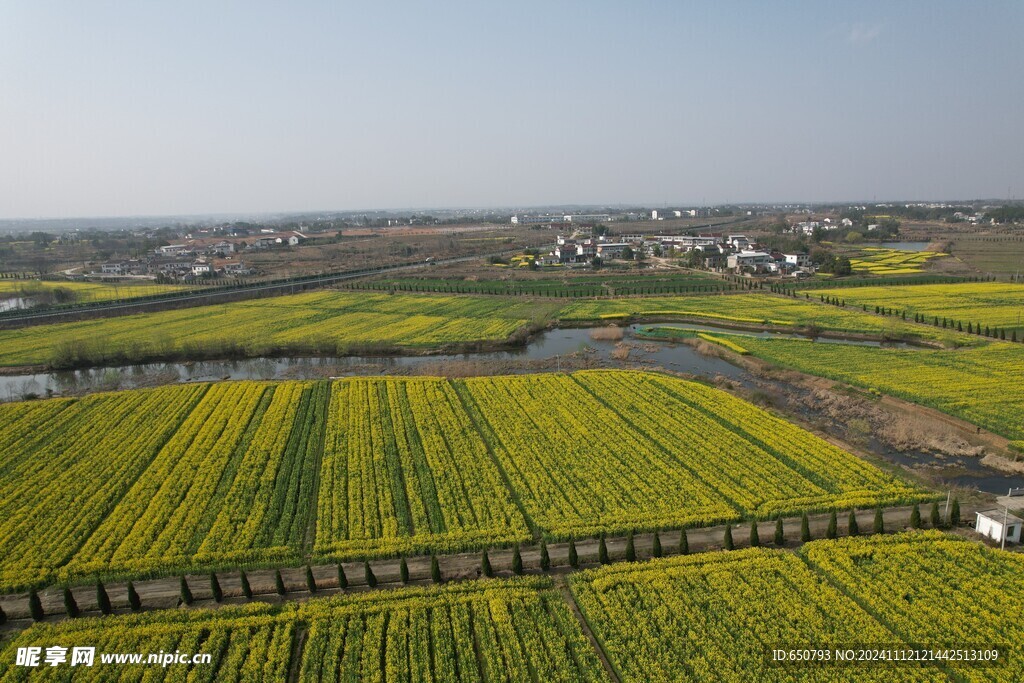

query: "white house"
left=727, top=235, right=752, bottom=249
left=975, top=509, right=1023, bottom=544
left=596, top=242, right=630, bottom=259
left=727, top=250, right=773, bottom=272
left=191, top=261, right=213, bottom=276
left=783, top=253, right=811, bottom=268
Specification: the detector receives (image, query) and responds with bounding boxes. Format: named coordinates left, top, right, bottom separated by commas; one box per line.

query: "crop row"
left=0, top=285, right=986, bottom=369
left=3, top=534, right=1019, bottom=682
left=556, top=293, right=963, bottom=343
left=726, top=336, right=1024, bottom=441
left=0, top=290, right=557, bottom=368
left=847, top=248, right=945, bottom=275
left=0, top=578, right=607, bottom=683
left=0, top=371, right=926, bottom=591
left=571, top=531, right=1022, bottom=682
left=344, top=272, right=729, bottom=298
left=809, top=281, right=1024, bottom=334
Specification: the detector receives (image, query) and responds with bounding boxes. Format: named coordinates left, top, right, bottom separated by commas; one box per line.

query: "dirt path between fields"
left=556, top=575, right=621, bottom=683
left=0, top=504, right=981, bottom=630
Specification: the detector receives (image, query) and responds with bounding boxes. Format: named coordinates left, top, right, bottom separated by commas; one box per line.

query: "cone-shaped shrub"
left=598, top=536, right=610, bottom=564
left=274, top=570, right=286, bottom=596
left=180, top=577, right=193, bottom=606
left=625, top=532, right=636, bottom=562
left=873, top=507, right=885, bottom=534
left=749, top=520, right=760, bottom=548
left=930, top=502, right=941, bottom=528
left=481, top=550, right=493, bottom=578
left=723, top=525, right=734, bottom=551
left=239, top=571, right=252, bottom=600
left=512, top=544, right=523, bottom=575
left=951, top=498, right=961, bottom=526
left=568, top=538, right=579, bottom=568
left=652, top=531, right=663, bottom=558
left=364, top=562, right=377, bottom=588
left=210, top=573, right=224, bottom=602
left=337, top=564, right=348, bottom=590
left=774, top=518, right=785, bottom=545
left=127, top=581, right=141, bottom=611
left=800, top=513, right=811, bottom=542
left=848, top=510, right=860, bottom=536
left=305, top=566, right=317, bottom=593
left=540, top=540, right=551, bottom=570
left=910, top=504, right=921, bottom=529
left=28, top=590, right=44, bottom=621
left=827, top=511, right=838, bottom=539
left=679, top=529, right=689, bottom=555
left=96, top=581, right=112, bottom=615
left=431, top=555, right=442, bottom=584
left=63, top=588, right=80, bottom=618
left=400, top=557, right=409, bottom=584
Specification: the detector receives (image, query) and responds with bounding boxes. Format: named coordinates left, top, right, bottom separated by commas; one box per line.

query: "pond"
left=883, top=448, right=1024, bottom=496
left=0, top=297, right=34, bottom=313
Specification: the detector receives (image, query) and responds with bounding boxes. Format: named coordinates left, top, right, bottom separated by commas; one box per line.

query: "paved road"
left=0, top=503, right=976, bottom=628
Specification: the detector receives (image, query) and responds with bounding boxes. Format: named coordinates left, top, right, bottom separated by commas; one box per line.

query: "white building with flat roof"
left=975, top=509, right=1023, bottom=544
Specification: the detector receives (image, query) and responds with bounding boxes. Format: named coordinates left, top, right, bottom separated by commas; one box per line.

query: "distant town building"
left=563, top=213, right=611, bottom=224
left=511, top=214, right=566, bottom=225
left=157, top=244, right=190, bottom=256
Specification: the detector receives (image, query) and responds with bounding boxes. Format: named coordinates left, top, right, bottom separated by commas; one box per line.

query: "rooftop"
left=977, top=509, right=1024, bottom=522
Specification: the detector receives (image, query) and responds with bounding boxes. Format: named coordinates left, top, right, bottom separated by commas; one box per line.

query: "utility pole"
left=944, top=491, right=951, bottom=521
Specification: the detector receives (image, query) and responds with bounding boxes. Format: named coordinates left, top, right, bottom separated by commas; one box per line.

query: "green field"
left=0, top=290, right=560, bottom=367
left=810, top=282, right=1024, bottom=336
left=947, top=235, right=1024, bottom=275
left=847, top=248, right=945, bottom=275
left=4, top=534, right=1017, bottom=682
left=0, top=578, right=608, bottom=683
left=0, top=279, right=194, bottom=307
left=706, top=335, right=1024, bottom=442
left=0, top=288, right=977, bottom=368
left=571, top=532, right=1022, bottom=682
left=349, top=271, right=729, bottom=297
left=0, top=371, right=925, bottom=591
left=557, top=293, right=963, bottom=343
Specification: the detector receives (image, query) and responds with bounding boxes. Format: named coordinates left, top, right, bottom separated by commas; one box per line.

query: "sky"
left=1, top=1, right=1022, bottom=218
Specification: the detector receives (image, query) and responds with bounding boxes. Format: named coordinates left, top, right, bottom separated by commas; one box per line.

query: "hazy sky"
left=1, top=2, right=1022, bottom=218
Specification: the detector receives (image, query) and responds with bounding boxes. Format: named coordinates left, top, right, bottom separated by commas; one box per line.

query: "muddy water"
left=644, top=323, right=915, bottom=348
left=0, top=325, right=748, bottom=401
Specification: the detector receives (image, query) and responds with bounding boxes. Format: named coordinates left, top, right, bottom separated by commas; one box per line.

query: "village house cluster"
left=92, top=230, right=308, bottom=282
left=546, top=231, right=812, bottom=276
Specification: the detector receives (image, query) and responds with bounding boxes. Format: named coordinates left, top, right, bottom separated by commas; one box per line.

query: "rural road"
left=0, top=503, right=981, bottom=629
